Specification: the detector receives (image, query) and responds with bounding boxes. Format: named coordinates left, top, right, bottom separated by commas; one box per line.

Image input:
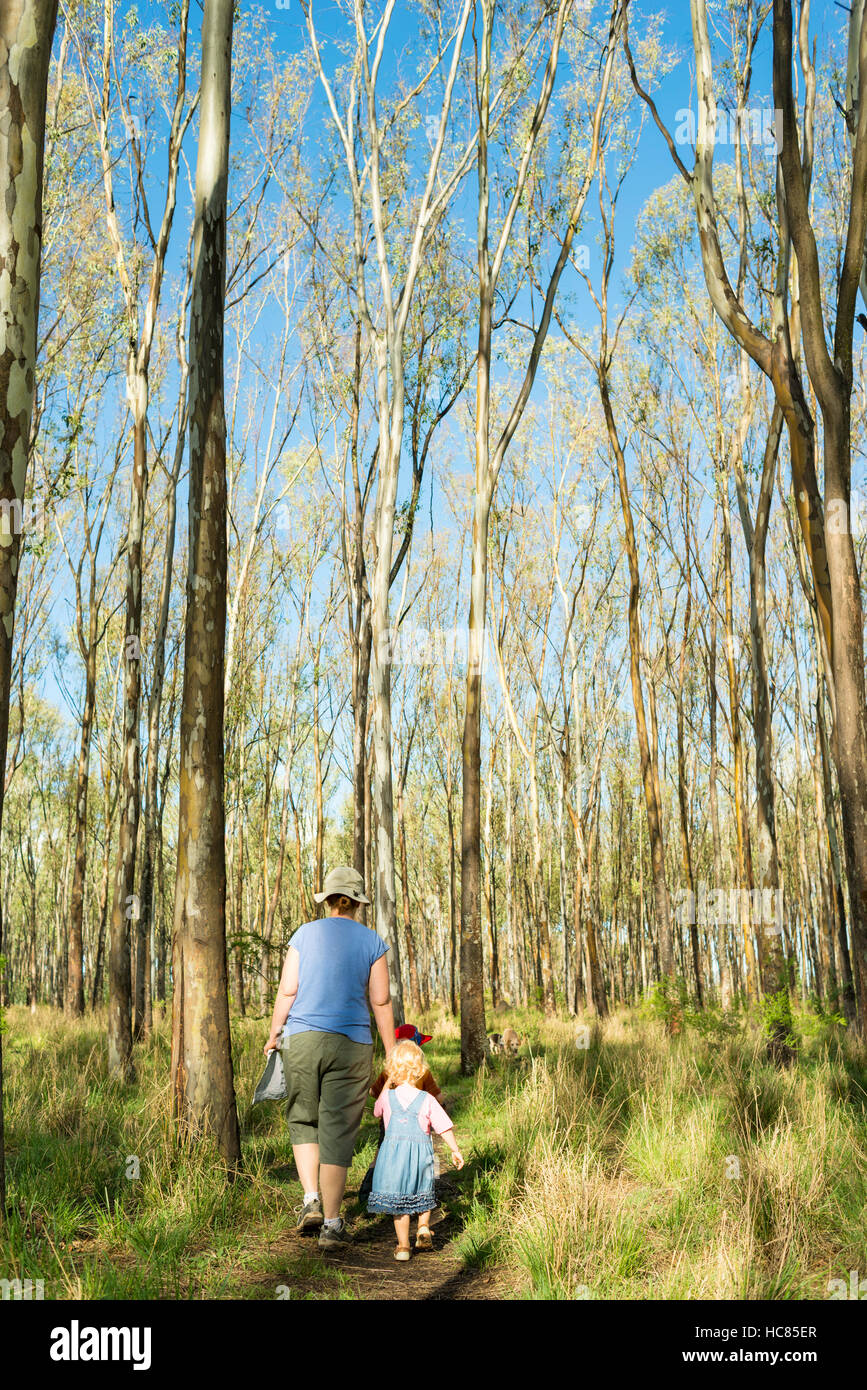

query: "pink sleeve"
left=421, top=1093, right=453, bottom=1135
left=374, top=1090, right=389, bottom=1124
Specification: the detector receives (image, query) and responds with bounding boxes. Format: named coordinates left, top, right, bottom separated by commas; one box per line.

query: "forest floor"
left=1, top=999, right=865, bottom=1299
left=234, top=1162, right=502, bottom=1301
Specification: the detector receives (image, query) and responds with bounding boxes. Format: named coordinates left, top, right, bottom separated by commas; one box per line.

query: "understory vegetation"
left=2, top=1004, right=863, bottom=1300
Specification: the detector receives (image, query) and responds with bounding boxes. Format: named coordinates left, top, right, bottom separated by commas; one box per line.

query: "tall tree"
left=68, top=0, right=197, bottom=1074
left=0, top=0, right=59, bottom=1217
left=303, top=0, right=474, bottom=1020
left=170, top=0, right=241, bottom=1166
left=461, top=0, right=620, bottom=1070
left=622, top=0, right=822, bottom=1047
left=772, top=0, right=867, bottom=1030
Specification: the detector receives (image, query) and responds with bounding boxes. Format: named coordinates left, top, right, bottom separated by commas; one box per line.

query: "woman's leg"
left=318, top=1034, right=373, bottom=1217
left=284, top=1034, right=321, bottom=1195
left=320, top=1164, right=349, bottom=1220
left=292, top=1143, right=320, bottom=1196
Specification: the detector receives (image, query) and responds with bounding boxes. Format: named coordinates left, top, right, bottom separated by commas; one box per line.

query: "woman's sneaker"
left=318, top=1219, right=353, bottom=1250
left=296, top=1198, right=323, bottom=1234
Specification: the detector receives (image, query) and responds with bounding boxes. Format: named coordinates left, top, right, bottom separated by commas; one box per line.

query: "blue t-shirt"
left=283, top=917, right=389, bottom=1045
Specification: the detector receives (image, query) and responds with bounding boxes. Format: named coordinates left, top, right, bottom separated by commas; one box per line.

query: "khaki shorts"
left=282, top=1030, right=373, bottom=1167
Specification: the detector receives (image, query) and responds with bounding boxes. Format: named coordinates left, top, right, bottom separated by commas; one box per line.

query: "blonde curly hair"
left=384, top=1039, right=428, bottom=1088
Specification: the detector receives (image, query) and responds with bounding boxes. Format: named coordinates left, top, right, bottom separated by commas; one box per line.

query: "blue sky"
left=32, top=0, right=857, bottom=751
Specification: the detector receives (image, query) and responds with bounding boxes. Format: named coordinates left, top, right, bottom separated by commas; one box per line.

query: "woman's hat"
left=395, top=1023, right=433, bottom=1045
left=313, top=866, right=371, bottom=905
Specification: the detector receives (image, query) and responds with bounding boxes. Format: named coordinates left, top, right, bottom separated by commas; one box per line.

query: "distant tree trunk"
left=791, top=664, right=819, bottom=998
left=312, top=660, right=325, bottom=893
left=598, top=366, right=674, bottom=982
left=675, top=583, right=703, bottom=1007
left=233, top=738, right=246, bottom=1017
left=734, top=404, right=794, bottom=1057
left=526, top=725, right=556, bottom=1017
left=370, top=579, right=404, bottom=1021
left=0, top=0, right=59, bottom=1216
left=103, top=0, right=190, bottom=1078
left=706, top=522, right=726, bottom=1004
left=67, top=637, right=97, bottom=1015
left=504, top=732, right=514, bottom=1004
left=817, top=691, right=856, bottom=1020
left=170, top=0, right=240, bottom=1166
left=446, top=792, right=458, bottom=1017
left=364, top=739, right=373, bottom=928
left=106, top=385, right=146, bottom=1078
left=573, top=867, right=585, bottom=1012
left=558, top=775, right=571, bottom=1012
left=139, top=324, right=187, bottom=1032
left=91, top=804, right=114, bottom=1010
left=461, top=465, right=490, bottom=1065
left=484, top=749, right=499, bottom=1009
left=345, top=323, right=373, bottom=898
left=352, top=623, right=371, bottom=881
left=720, top=475, right=758, bottom=1002
left=261, top=736, right=291, bottom=1014
left=397, top=770, right=421, bottom=1015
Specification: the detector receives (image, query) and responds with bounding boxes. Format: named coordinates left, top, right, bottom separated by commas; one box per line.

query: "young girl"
left=367, top=1039, right=464, bottom=1261
left=359, top=1023, right=443, bottom=1203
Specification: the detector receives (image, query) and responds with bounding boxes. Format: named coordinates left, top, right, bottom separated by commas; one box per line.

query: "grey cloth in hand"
left=253, top=1047, right=287, bottom=1104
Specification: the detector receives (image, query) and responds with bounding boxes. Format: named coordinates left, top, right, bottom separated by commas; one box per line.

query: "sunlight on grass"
left=1, top=1001, right=864, bottom=1299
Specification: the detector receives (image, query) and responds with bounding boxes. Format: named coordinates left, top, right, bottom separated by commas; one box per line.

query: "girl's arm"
left=424, top=1095, right=464, bottom=1167
left=440, top=1128, right=464, bottom=1169
left=264, top=946, right=298, bottom=1056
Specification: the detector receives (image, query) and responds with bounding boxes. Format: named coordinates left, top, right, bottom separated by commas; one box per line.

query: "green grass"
left=1, top=1000, right=865, bottom=1299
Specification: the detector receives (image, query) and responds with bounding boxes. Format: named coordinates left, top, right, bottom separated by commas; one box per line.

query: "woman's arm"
left=264, top=946, right=299, bottom=1057
left=367, top=954, right=394, bottom=1057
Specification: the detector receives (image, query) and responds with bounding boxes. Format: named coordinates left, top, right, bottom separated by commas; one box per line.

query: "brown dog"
left=501, top=1027, right=522, bottom=1057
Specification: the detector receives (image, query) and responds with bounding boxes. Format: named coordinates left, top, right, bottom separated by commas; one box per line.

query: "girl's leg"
left=415, top=1211, right=433, bottom=1249
left=394, top=1215, right=411, bottom=1248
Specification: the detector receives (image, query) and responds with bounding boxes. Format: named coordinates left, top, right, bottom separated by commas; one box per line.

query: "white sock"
left=304, top=1191, right=319, bottom=1205
left=323, top=1217, right=342, bottom=1231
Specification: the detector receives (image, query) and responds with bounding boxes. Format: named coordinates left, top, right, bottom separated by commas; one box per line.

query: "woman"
left=264, top=865, right=394, bottom=1249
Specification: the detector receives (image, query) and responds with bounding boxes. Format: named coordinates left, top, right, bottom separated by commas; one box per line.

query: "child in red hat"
left=370, top=1024, right=440, bottom=1101
left=367, top=1040, right=463, bottom=1260
left=359, top=1024, right=445, bottom=1218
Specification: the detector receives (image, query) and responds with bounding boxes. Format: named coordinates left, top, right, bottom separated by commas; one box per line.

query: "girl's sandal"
left=415, top=1227, right=433, bottom=1251
left=394, top=1245, right=412, bottom=1262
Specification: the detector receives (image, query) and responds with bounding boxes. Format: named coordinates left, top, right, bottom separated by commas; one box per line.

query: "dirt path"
left=243, top=1170, right=504, bottom=1301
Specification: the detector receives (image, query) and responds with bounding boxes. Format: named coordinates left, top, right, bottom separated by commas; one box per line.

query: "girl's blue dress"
left=367, top=1086, right=436, bottom=1216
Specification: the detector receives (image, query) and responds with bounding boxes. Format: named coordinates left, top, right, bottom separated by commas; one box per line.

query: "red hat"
left=395, top=1023, right=433, bottom=1046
